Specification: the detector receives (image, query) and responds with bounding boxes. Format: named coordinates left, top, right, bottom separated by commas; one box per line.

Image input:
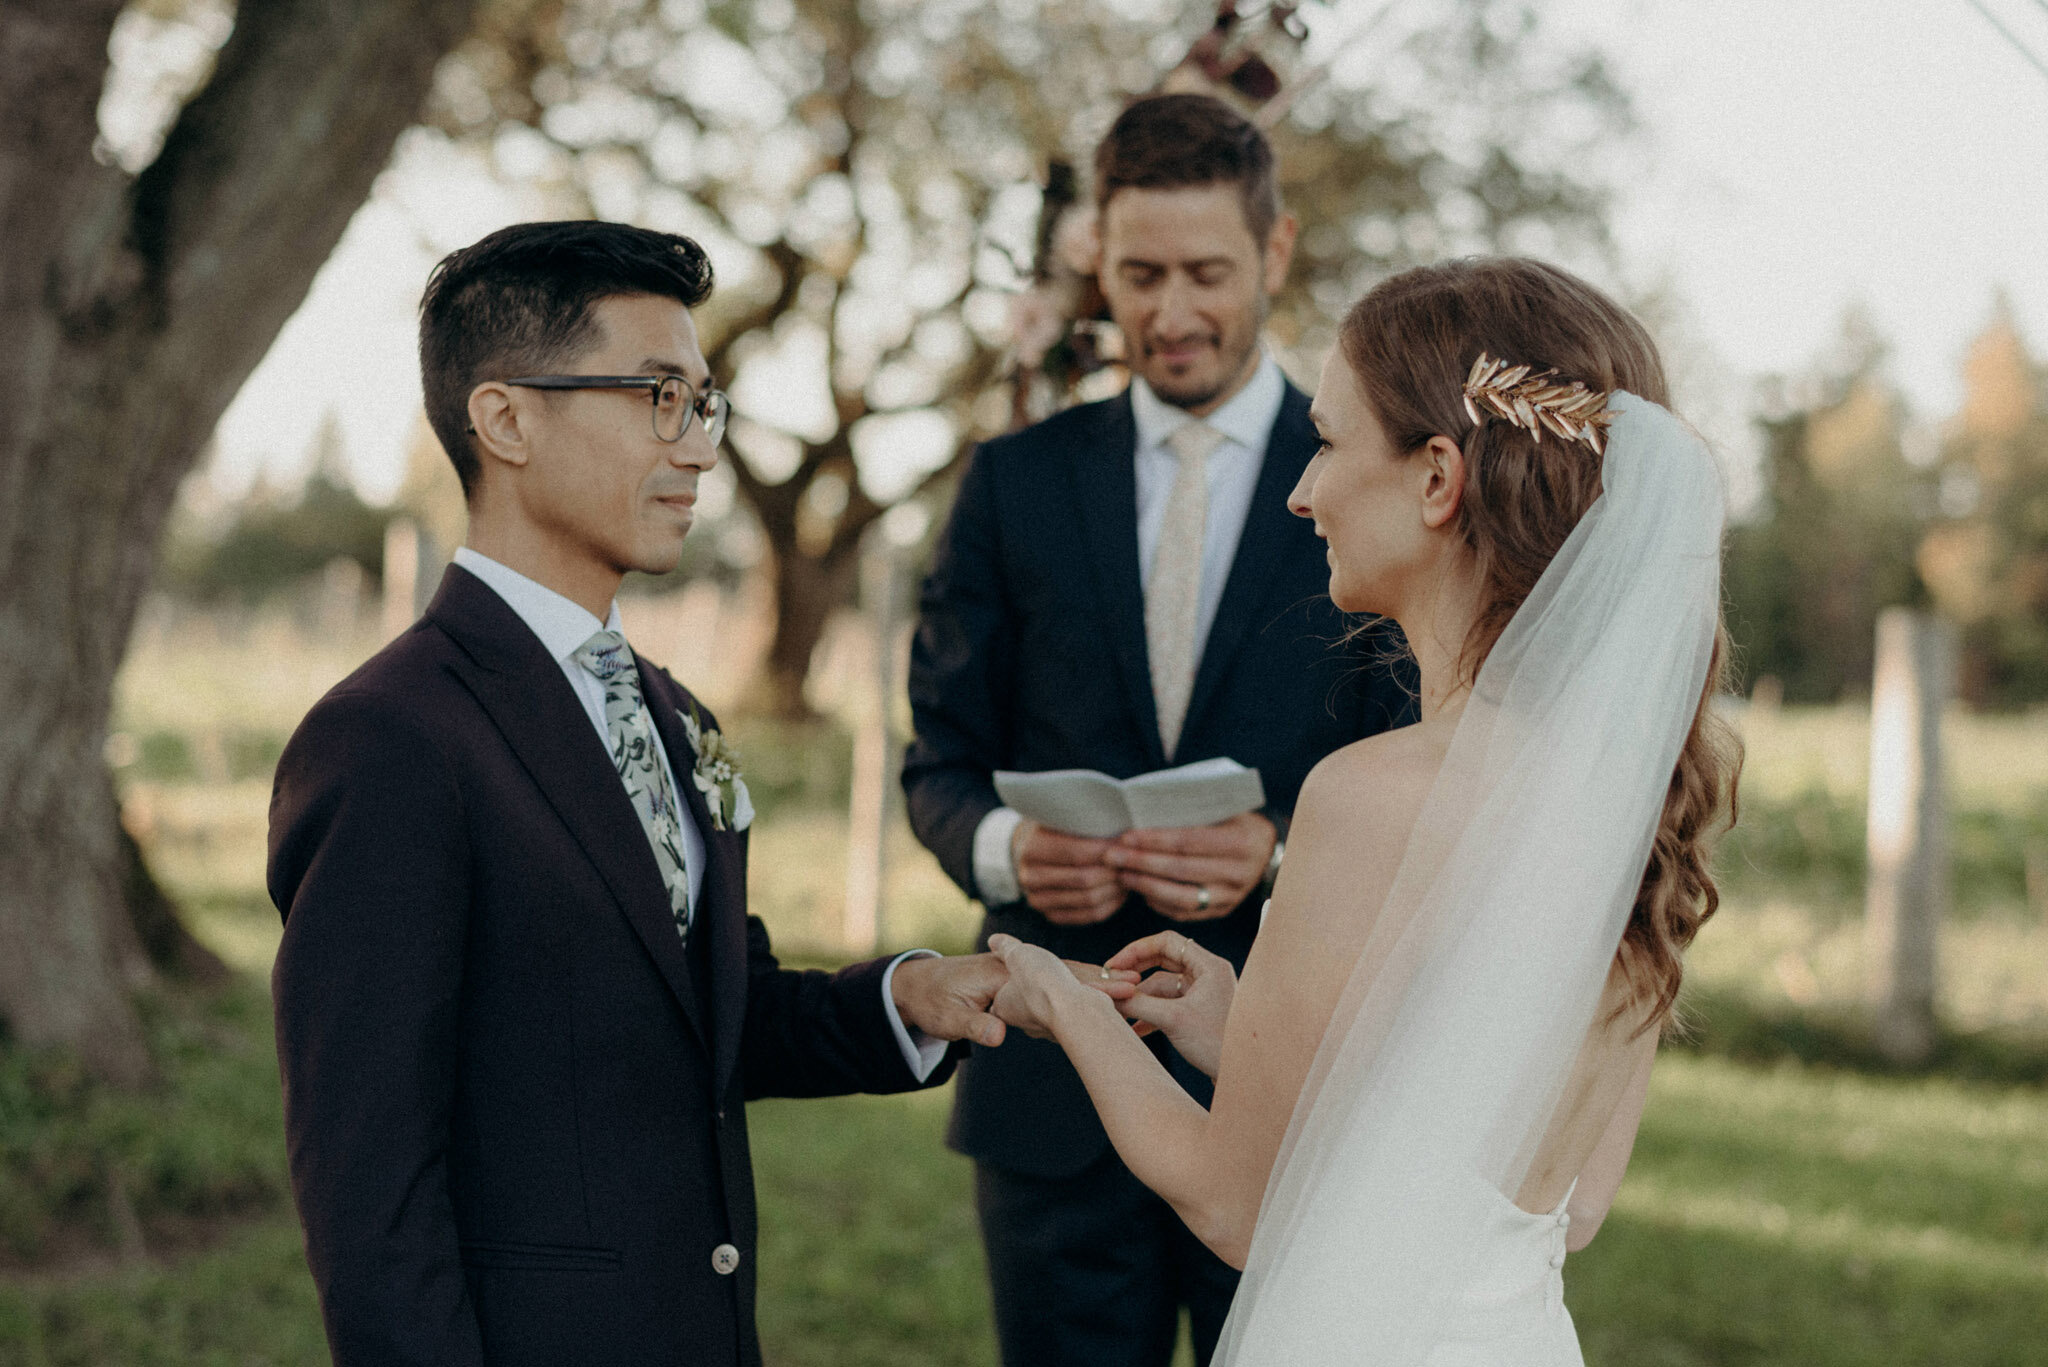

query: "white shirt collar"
left=451, top=546, right=625, bottom=664
left=1129, top=350, right=1287, bottom=455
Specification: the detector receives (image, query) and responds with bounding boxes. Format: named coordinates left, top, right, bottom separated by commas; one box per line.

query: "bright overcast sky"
left=206, top=0, right=2048, bottom=508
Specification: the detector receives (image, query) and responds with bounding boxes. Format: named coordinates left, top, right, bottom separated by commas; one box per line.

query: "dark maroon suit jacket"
left=269, top=564, right=947, bottom=1367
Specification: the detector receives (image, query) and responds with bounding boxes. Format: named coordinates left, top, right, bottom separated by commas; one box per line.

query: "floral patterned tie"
left=573, top=630, right=691, bottom=945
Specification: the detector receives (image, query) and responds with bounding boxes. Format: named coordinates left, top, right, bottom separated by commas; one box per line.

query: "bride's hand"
left=985, top=935, right=1137, bottom=1040
left=1104, top=931, right=1237, bottom=1079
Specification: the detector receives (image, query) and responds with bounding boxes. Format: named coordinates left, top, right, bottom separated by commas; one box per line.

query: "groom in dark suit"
left=269, top=221, right=1018, bottom=1367
left=902, top=95, right=1415, bottom=1366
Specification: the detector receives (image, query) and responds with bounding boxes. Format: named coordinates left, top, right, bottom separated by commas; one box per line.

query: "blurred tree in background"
left=422, top=0, right=1632, bottom=715
left=161, top=413, right=393, bottom=604
left=1724, top=314, right=1933, bottom=702
left=1725, top=304, right=2048, bottom=708
left=0, top=0, right=479, bottom=1081
left=1920, top=303, right=2048, bottom=707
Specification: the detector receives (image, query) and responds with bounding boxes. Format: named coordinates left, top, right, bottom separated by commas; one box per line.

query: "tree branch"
left=130, top=0, right=482, bottom=346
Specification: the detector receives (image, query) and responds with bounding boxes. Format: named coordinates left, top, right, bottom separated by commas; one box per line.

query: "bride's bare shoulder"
left=1246, top=720, right=1448, bottom=996
left=1293, top=719, right=1449, bottom=837
left=1264, top=719, right=1448, bottom=939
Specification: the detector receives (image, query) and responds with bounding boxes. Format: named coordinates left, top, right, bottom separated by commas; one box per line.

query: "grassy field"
left=4, top=993, right=2043, bottom=1367
left=0, top=608, right=2043, bottom=1364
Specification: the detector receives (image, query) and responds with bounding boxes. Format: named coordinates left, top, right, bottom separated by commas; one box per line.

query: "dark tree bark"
left=0, top=0, right=480, bottom=1083
left=704, top=245, right=999, bottom=720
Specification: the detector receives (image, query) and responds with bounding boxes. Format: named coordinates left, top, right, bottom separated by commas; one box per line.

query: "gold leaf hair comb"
left=1461, top=353, right=1617, bottom=455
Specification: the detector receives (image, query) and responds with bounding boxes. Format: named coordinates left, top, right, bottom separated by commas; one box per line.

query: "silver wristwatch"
left=1264, top=834, right=1286, bottom=889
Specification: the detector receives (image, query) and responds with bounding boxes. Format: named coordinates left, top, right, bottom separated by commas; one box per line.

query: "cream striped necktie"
left=1146, top=421, right=1224, bottom=760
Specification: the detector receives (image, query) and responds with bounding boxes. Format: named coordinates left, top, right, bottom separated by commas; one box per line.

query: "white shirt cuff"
left=971, top=806, right=1025, bottom=906
left=880, top=949, right=948, bottom=1083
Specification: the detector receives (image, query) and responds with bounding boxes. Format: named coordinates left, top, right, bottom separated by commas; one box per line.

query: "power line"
left=1965, top=0, right=2048, bottom=85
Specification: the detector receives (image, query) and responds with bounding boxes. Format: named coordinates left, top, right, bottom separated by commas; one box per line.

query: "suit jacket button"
left=712, top=1243, right=741, bottom=1276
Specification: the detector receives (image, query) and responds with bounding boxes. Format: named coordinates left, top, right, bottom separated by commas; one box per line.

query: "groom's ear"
left=1418, top=435, right=1466, bottom=531
left=467, top=382, right=531, bottom=475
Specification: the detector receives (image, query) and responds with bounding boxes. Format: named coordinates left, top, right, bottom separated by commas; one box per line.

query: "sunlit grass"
left=1570, top=1055, right=2048, bottom=1366
left=6, top=1046, right=2040, bottom=1367
left=1688, top=896, right=2048, bottom=1034
left=1733, top=698, right=2048, bottom=810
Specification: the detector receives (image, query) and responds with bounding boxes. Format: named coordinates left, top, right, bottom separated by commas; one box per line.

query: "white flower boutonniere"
left=679, top=704, right=753, bottom=832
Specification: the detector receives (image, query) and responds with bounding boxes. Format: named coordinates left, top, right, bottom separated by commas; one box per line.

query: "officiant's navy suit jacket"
left=269, top=565, right=944, bottom=1367
left=903, top=381, right=1415, bottom=1179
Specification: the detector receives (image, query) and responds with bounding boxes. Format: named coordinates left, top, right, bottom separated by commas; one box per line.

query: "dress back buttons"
left=712, top=1243, right=741, bottom=1276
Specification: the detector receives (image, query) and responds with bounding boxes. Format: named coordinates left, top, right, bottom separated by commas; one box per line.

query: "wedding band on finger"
left=1194, top=885, right=1212, bottom=913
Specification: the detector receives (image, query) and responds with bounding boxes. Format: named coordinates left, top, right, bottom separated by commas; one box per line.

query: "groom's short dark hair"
left=418, top=220, right=715, bottom=500
left=1093, top=93, right=1281, bottom=244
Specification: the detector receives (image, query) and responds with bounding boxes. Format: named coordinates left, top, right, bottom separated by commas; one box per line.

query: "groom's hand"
left=1107, top=812, right=1275, bottom=922
left=891, top=953, right=1011, bottom=1047
left=892, top=953, right=1140, bottom=1048
left=1012, top=820, right=1125, bottom=925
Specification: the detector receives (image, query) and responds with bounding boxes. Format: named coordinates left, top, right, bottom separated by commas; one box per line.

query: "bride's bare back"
left=1217, top=715, right=1658, bottom=1254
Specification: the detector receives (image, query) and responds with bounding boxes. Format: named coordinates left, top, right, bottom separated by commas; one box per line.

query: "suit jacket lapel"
left=1183, top=385, right=1319, bottom=743
left=428, top=567, right=709, bottom=1049
left=1070, top=392, right=1168, bottom=770
left=641, top=670, right=748, bottom=1099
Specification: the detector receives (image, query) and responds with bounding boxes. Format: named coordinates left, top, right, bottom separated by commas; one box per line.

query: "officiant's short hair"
left=1093, top=93, right=1281, bottom=244
left=419, top=220, right=714, bottom=500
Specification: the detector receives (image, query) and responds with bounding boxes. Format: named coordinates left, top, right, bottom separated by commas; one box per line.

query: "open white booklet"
left=993, top=757, right=1266, bottom=839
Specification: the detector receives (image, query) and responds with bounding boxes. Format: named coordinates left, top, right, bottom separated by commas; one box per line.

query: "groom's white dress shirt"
left=451, top=546, right=944, bottom=1080
left=966, top=354, right=1288, bottom=906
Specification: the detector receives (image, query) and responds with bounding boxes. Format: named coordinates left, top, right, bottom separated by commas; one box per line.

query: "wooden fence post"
left=381, top=518, right=420, bottom=641
left=842, top=535, right=903, bottom=955
left=1864, top=608, right=1954, bottom=1065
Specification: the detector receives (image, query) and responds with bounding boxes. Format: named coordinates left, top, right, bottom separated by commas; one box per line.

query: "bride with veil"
left=988, top=256, right=1741, bottom=1365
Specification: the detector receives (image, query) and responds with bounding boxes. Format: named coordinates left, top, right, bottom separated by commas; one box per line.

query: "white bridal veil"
left=1216, top=392, right=1725, bottom=1364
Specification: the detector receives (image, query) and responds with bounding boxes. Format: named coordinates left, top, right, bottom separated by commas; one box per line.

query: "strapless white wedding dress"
left=1250, top=901, right=1586, bottom=1365
left=1422, top=1182, right=1584, bottom=1367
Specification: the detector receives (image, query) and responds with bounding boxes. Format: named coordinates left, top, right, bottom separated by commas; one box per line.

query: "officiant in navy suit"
left=902, top=95, right=1416, bottom=1367
left=269, top=221, right=1020, bottom=1367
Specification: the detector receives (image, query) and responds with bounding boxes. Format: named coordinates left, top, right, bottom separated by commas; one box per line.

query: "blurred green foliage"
left=1726, top=308, right=2048, bottom=707
left=0, top=983, right=284, bottom=1268
left=122, top=729, right=284, bottom=784
left=1724, top=319, right=1933, bottom=703
left=160, top=469, right=389, bottom=606
left=715, top=716, right=854, bottom=824
left=161, top=415, right=391, bottom=605
left=1717, top=786, right=2048, bottom=918
left=1924, top=306, right=2048, bottom=707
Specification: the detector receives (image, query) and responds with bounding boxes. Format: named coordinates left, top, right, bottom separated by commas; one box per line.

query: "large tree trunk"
left=0, top=0, right=480, bottom=1083
left=758, top=541, right=866, bottom=719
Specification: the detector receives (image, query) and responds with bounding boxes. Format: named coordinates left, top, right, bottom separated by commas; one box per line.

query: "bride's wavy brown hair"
left=1339, top=257, right=1742, bottom=1034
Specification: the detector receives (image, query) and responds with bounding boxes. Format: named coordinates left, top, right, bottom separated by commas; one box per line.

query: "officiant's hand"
left=1106, top=811, right=1275, bottom=922
left=1104, top=932, right=1237, bottom=1079
left=1013, top=820, right=1125, bottom=925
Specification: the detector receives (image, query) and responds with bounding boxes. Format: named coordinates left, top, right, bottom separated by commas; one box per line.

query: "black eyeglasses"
left=482, top=374, right=730, bottom=445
